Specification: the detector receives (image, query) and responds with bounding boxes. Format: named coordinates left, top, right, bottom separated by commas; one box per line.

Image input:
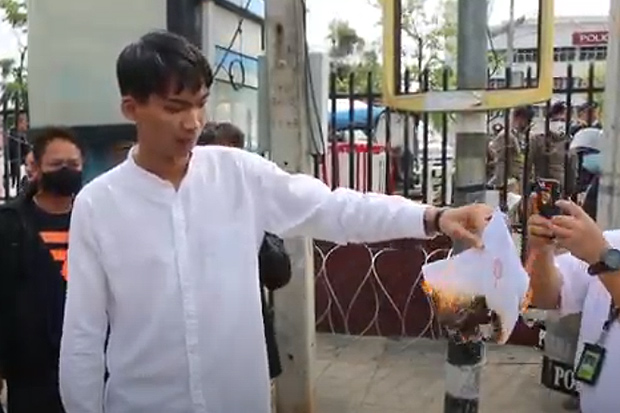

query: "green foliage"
left=328, top=19, right=365, bottom=59
left=0, top=0, right=27, bottom=105
left=328, top=0, right=457, bottom=100
left=370, top=0, right=458, bottom=127
left=327, top=19, right=379, bottom=95
left=0, top=0, right=26, bottom=30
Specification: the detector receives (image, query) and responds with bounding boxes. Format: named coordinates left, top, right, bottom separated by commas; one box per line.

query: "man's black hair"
left=513, top=105, right=535, bottom=123
left=214, top=122, right=245, bottom=149
left=116, top=30, right=214, bottom=102
left=32, top=126, right=83, bottom=163
left=577, top=101, right=599, bottom=113
left=197, top=122, right=218, bottom=146
left=549, top=101, right=567, bottom=118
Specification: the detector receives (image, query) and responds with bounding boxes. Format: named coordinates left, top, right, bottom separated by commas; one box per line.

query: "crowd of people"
left=0, top=30, right=616, bottom=413
left=487, top=100, right=603, bottom=220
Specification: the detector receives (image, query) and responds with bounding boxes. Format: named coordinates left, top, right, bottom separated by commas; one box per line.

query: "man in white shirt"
left=528, top=200, right=620, bottom=413
left=59, top=30, right=492, bottom=413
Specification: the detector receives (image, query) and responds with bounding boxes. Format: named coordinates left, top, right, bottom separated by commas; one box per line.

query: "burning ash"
left=422, top=281, right=503, bottom=342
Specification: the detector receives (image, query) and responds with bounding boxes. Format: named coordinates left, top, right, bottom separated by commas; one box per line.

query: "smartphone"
left=533, top=179, right=562, bottom=218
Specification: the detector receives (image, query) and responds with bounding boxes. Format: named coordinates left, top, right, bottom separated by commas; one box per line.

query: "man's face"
left=17, top=113, right=28, bottom=132
left=24, top=151, right=35, bottom=179
left=121, top=85, right=209, bottom=160
left=511, top=115, right=524, bottom=130
left=32, top=138, right=83, bottom=181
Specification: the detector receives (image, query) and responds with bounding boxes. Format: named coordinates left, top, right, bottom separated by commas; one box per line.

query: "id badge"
left=574, top=342, right=606, bottom=386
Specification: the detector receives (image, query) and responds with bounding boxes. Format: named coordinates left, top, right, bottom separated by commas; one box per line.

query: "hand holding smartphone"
left=532, top=179, right=562, bottom=219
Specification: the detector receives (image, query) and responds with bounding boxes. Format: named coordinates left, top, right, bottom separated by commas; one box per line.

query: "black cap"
left=577, top=101, right=598, bottom=112
left=549, top=101, right=567, bottom=117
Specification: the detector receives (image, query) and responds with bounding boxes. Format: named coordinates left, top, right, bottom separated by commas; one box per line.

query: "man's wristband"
left=425, top=207, right=448, bottom=236
left=434, top=207, right=448, bottom=235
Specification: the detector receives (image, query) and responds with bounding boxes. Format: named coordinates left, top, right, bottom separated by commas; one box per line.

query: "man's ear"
left=31, top=163, right=42, bottom=181
left=120, top=96, right=138, bottom=122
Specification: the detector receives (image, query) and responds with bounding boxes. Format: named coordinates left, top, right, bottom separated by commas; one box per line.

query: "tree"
left=328, top=19, right=365, bottom=60
left=0, top=0, right=28, bottom=106
left=367, top=0, right=457, bottom=92
left=0, top=0, right=25, bottom=29
left=327, top=19, right=382, bottom=94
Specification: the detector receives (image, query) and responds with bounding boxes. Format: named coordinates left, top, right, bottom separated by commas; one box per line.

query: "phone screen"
left=534, top=179, right=561, bottom=218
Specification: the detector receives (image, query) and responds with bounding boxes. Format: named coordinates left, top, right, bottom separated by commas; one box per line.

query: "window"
left=211, top=80, right=259, bottom=150
left=579, top=47, right=607, bottom=61
left=488, top=79, right=506, bottom=89
left=553, top=77, right=567, bottom=90
left=554, top=47, right=576, bottom=62
left=514, top=48, right=537, bottom=63
left=572, top=77, right=586, bottom=89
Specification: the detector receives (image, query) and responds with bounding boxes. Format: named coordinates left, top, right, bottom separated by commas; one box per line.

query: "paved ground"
left=1, top=333, right=565, bottom=412
left=315, top=333, right=567, bottom=413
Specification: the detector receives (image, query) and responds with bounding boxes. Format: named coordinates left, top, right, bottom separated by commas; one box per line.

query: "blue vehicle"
left=328, top=99, right=385, bottom=135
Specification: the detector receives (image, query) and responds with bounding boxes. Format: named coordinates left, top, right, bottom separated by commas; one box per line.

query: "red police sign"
left=572, top=31, right=609, bottom=46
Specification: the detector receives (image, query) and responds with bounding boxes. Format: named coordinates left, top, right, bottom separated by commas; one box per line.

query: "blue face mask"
left=582, top=153, right=602, bottom=175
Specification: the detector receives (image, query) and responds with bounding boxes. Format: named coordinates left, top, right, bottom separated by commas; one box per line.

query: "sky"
left=305, top=0, right=611, bottom=49
left=0, top=0, right=612, bottom=61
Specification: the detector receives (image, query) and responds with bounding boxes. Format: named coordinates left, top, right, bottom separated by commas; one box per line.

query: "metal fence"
left=317, top=63, right=603, bottom=205
left=1, top=90, right=29, bottom=201
left=314, top=63, right=603, bottom=343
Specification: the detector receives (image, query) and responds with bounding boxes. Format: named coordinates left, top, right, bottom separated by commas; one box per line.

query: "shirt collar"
left=122, top=145, right=195, bottom=202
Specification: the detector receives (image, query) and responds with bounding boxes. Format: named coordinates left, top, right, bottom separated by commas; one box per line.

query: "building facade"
left=488, top=16, right=607, bottom=102
left=204, top=0, right=264, bottom=150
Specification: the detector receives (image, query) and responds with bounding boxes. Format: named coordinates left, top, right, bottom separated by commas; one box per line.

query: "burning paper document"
left=422, top=209, right=529, bottom=344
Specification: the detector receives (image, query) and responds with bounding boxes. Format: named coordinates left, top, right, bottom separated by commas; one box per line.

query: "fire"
left=521, top=288, right=533, bottom=312
left=421, top=281, right=477, bottom=317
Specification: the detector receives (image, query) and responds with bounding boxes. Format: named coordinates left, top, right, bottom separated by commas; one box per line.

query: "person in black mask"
left=0, top=126, right=83, bottom=413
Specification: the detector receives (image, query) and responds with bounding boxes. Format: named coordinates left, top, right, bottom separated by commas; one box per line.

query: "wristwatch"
left=587, top=248, right=620, bottom=275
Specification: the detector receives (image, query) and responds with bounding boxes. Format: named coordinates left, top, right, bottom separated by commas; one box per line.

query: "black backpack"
left=257, top=233, right=291, bottom=379
left=258, top=233, right=292, bottom=291
left=0, top=205, right=25, bottom=373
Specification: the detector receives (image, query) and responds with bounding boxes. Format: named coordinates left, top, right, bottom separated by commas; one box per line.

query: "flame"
left=421, top=281, right=475, bottom=315
left=520, top=247, right=541, bottom=312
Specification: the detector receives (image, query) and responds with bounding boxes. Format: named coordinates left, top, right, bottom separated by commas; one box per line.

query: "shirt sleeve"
left=59, top=193, right=108, bottom=413
left=556, top=251, right=591, bottom=316
left=246, top=152, right=431, bottom=244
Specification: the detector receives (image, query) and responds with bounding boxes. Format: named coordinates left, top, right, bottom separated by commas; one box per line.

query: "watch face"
left=603, top=249, right=620, bottom=270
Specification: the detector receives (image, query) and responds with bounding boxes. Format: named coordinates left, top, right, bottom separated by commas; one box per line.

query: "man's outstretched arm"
left=245, top=152, right=490, bottom=246
left=60, top=194, right=109, bottom=413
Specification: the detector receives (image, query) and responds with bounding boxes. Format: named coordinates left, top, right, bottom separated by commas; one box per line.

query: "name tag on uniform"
left=574, top=342, right=606, bottom=386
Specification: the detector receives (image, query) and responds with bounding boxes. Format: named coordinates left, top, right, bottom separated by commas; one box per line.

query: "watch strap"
left=588, top=261, right=608, bottom=276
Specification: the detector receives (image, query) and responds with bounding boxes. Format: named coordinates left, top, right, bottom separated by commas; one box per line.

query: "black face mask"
left=40, top=167, right=83, bottom=197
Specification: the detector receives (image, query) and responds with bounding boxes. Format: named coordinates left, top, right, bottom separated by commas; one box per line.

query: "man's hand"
left=550, top=200, right=608, bottom=265
left=437, top=204, right=493, bottom=249
left=527, top=214, right=555, bottom=252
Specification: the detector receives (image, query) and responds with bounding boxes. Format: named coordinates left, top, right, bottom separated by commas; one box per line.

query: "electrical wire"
left=212, top=0, right=253, bottom=79
left=487, top=27, right=501, bottom=78
left=226, top=58, right=247, bottom=90
left=298, top=0, right=326, bottom=155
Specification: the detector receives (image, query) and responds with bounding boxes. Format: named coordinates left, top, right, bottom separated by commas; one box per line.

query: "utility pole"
left=264, top=0, right=315, bottom=412
left=506, top=0, right=515, bottom=75
left=597, top=0, right=620, bottom=229
left=445, top=1, right=488, bottom=412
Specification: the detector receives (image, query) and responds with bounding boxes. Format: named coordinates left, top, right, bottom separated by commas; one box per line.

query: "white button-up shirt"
left=558, top=230, right=620, bottom=413
left=60, top=146, right=430, bottom=413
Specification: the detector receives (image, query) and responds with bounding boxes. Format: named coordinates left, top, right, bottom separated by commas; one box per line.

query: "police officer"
left=570, top=102, right=602, bottom=136
left=528, top=101, right=577, bottom=193
left=488, top=105, right=533, bottom=192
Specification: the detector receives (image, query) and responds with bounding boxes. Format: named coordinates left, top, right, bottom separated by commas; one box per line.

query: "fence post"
left=445, top=1, right=488, bottom=412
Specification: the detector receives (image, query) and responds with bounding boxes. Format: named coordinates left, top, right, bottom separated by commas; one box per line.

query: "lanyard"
left=598, top=302, right=619, bottom=346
